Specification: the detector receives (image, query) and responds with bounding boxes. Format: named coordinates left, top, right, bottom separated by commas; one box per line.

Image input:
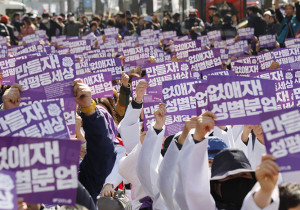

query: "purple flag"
left=0, top=170, right=17, bottom=210
left=77, top=72, right=113, bottom=99
left=260, top=107, right=300, bottom=172
left=189, top=49, right=222, bottom=71
left=0, top=136, right=80, bottom=205
left=16, top=54, right=76, bottom=101
left=207, top=76, right=277, bottom=125
left=238, top=27, right=254, bottom=40
left=0, top=101, right=70, bottom=139
left=89, top=57, right=122, bottom=80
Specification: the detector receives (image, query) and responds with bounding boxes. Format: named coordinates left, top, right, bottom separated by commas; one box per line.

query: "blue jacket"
left=276, top=3, right=300, bottom=44
left=79, top=108, right=116, bottom=203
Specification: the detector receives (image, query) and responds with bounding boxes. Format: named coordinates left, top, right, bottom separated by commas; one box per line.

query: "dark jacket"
left=221, top=24, right=237, bottom=40
left=64, top=21, right=83, bottom=36
left=4, top=23, right=18, bottom=45
left=40, top=19, right=62, bottom=40
left=247, top=13, right=267, bottom=36
left=79, top=108, right=116, bottom=203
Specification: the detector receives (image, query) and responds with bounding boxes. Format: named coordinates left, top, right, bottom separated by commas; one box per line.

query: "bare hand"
left=101, top=184, right=115, bottom=197
left=269, top=62, right=280, bottom=70
left=121, top=72, right=129, bottom=87
left=253, top=125, right=264, bottom=145
left=135, top=81, right=149, bottom=103
left=154, top=103, right=167, bottom=130
left=193, top=111, right=217, bottom=141
left=2, top=83, right=23, bottom=110
left=72, top=79, right=92, bottom=108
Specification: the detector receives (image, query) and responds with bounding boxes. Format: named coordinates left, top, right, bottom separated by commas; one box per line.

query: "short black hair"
left=60, top=13, right=65, bottom=18
left=285, top=3, right=295, bottom=10
left=13, top=12, right=20, bottom=18
left=42, top=13, right=49, bottom=18
left=279, top=183, right=300, bottom=210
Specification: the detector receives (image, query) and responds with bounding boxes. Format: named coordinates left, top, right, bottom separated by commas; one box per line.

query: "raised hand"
left=153, top=103, right=167, bottom=130
left=135, top=80, right=149, bottom=103
left=2, top=83, right=23, bottom=110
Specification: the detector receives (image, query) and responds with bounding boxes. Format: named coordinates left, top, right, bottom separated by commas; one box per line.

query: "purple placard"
left=0, top=170, right=17, bottom=210
left=0, top=136, right=80, bottom=205
left=238, top=27, right=254, bottom=40
left=207, top=30, right=222, bottom=41
left=145, top=62, right=190, bottom=101
left=173, top=40, right=201, bottom=60
left=234, top=56, right=258, bottom=65
left=285, top=38, right=300, bottom=48
left=19, top=98, right=76, bottom=137
left=75, top=58, right=90, bottom=76
left=0, top=36, right=8, bottom=45
left=0, top=45, right=7, bottom=58
left=293, top=84, right=300, bottom=107
left=197, top=35, right=209, bottom=49
left=77, top=72, right=113, bottom=99
left=0, top=101, right=70, bottom=139
left=201, top=69, right=236, bottom=80
left=228, top=40, right=249, bottom=57
left=195, top=83, right=208, bottom=116
left=161, top=79, right=204, bottom=135
left=231, top=62, right=259, bottom=76
left=257, top=51, right=275, bottom=71
left=16, top=54, right=76, bottom=101
left=89, top=57, right=122, bottom=80
left=17, top=44, right=46, bottom=56
left=104, top=27, right=119, bottom=36
left=122, top=46, right=155, bottom=66
left=260, top=107, right=300, bottom=172
left=153, top=48, right=172, bottom=63
left=207, top=76, right=277, bottom=125
left=188, top=49, right=222, bottom=71
left=130, top=77, right=159, bottom=103
left=272, top=48, right=300, bottom=69
left=259, top=34, right=276, bottom=48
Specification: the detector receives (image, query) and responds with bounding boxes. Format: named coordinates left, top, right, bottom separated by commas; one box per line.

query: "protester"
left=0, top=15, right=18, bottom=45
left=181, top=9, right=205, bottom=39
left=39, top=13, right=62, bottom=40
left=64, top=13, right=84, bottom=36
left=19, top=15, right=36, bottom=38
left=276, top=0, right=300, bottom=47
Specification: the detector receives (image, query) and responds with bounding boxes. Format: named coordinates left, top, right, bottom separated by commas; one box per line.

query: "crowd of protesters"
left=1, top=0, right=300, bottom=209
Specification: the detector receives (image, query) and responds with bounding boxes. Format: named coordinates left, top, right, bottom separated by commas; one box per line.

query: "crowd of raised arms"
left=1, top=0, right=300, bottom=209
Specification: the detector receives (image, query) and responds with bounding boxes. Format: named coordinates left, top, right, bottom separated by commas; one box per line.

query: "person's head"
left=223, top=14, right=232, bottom=25
left=210, top=149, right=256, bottom=209
left=22, top=16, right=32, bottom=26
left=42, top=13, right=50, bottom=23
left=92, top=15, right=101, bottom=25
left=285, top=3, right=295, bottom=17
left=270, top=15, right=276, bottom=23
left=232, top=14, right=238, bottom=23
left=138, top=17, right=144, bottom=26
left=279, top=183, right=300, bottom=210
left=96, top=98, right=117, bottom=123
left=212, top=13, right=221, bottom=23
left=209, top=5, right=218, bottom=16
left=126, top=11, right=131, bottom=19
left=13, top=12, right=20, bottom=20
left=60, top=12, right=65, bottom=21
left=264, top=10, right=272, bottom=22
left=67, top=13, right=75, bottom=22
left=131, top=15, right=138, bottom=24
left=152, top=15, right=159, bottom=23
left=173, top=13, right=180, bottom=21
left=82, top=15, right=88, bottom=24
left=107, top=19, right=115, bottom=27
left=57, top=16, right=63, bottom=23
left=0, top=15, right=9, bottom=24
left=247, top=6, right=257, bottom=15
left=90, top=21, right=98, bottom=32
left=189, top=9, right=197, bottom=19
left=208, top=137, right=228, bottom=168
left=144, top=16, right=153, bottom=26
left=108, top=89, right=118, bottom=109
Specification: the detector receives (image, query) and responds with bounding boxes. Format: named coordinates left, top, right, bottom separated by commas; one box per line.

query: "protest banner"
left=0, top=170, right=17, bottom=210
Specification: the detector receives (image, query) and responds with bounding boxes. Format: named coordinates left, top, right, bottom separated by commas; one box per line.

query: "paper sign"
left=0, top=170, right=17, bottom=210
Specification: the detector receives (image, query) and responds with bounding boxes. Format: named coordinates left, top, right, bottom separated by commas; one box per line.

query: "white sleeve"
left=176, top=136, right=216, bottom=210
left=158, top=140, right=181, bottom=210
left=231, top=125, right=249, bottom=157
left=136, top=126, right=165, bottom=198
left=242, top=183, right=279, bottom=210
left=103, top=145, right=126, bottom=189
left=248, top=139, right=266, bottom=170
left=212, top=126, right=235, bottom=148
left=118, top=103, right=142, bottom=153
left=118, top=143, right=142, bottom=186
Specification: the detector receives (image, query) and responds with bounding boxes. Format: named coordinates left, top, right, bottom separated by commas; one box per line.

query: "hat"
left=207, top=137, right=228, bottom=159
left=223, top=14, right=232, bottom=24
left=67, top=12, right=74, bottom=17
left=126, top=11, right=131, bottom=16
left=57, top=15, right=63, bottom=20
left=264, top=11, right=272, bottom=16
left=144, top=16, right=152, bottom=23
left=189, top=9, right=196, bottom=14
left=211, top=149, right=255, bottom=181
left=209, top=5, right=218, bottom=11
left=0, top=15, right=8, bottom=23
